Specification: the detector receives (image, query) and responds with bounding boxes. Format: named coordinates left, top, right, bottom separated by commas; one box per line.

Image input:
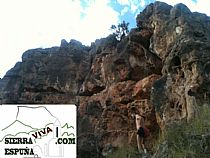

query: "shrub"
left=156, top=105, right=210, bottom=158
left=110, top=21, right=129, bottom=40
left=107, top=145, right=139, bottom=158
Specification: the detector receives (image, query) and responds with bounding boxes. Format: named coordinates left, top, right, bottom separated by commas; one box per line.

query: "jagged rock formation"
left=77, top=30, right=162, bottom=157
left=1, top=1, right=210, bottom=157
left=137, top=2, right=210, bottom=123
left=0, top=40, right=91, bottom=104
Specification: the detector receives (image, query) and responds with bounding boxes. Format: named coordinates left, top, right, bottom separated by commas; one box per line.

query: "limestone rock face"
left=137, top=1, right=210, bottom=124
left=77, top=32, right=162, bottom=156
left=1, top=40, right=91, bottom=104
left=1, top=1, right=210, bottom=157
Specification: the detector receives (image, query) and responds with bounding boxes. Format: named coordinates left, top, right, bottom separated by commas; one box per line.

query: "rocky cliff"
left=1, top=1, right=210, bottom=157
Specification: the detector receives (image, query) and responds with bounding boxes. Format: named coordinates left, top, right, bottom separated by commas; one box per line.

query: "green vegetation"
left=157, top=105, right=210, bottom=158
left=107, top=145, right=139, bottom=158
left=106, top=105, right=210, bottom=158
left=110, top=21, right=129, bottom=40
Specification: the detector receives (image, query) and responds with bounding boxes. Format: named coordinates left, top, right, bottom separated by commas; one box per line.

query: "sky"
left=0, top=0, right=209, bottom=78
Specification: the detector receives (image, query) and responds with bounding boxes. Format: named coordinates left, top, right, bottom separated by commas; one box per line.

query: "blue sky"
left=0, top=0, right=209, bottom=78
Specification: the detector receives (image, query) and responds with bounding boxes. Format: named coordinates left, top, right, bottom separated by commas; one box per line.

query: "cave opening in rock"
left=169, top=56, right=185, bottom=82
left=171, top=56, right=181, bottom=68
left=169, top=56, right=181, bottom=73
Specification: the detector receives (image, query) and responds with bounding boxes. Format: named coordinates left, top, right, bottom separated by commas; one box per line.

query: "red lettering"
left=47, top=127, right=52, bottom=133
left=40, top=128, right=46, bottom=135
left=31, top=127, right=52, bottom=139
left=32, top=132, right=38, bottom=139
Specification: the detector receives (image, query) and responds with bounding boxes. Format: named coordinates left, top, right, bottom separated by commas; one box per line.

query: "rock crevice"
left=1, top=2, right=210, bottom=157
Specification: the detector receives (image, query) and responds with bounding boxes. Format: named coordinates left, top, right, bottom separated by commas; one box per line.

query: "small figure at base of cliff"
left=135, top=111, right=147, bottom=154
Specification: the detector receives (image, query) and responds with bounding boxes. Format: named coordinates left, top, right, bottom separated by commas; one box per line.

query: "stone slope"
left=1, top=1, right=210, bottom=157
left=0, top=40, right=91, bottom=104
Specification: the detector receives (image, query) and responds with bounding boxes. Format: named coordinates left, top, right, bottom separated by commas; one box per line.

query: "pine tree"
left=111, top=21, right=129, bottom=40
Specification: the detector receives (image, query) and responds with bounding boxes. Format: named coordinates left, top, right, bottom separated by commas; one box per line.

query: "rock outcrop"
left=137, top=1, right=210, bottom=123
left=0, top=40, right=91, bottom=104
left=1, top=1, right=210, bottom=157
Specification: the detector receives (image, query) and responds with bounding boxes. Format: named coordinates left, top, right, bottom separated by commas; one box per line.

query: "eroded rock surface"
left=1, top=1, right=210, bottom=157
left=137, top=2, right=210, bottom=123
left=1, top=40, right=91, bottom=104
